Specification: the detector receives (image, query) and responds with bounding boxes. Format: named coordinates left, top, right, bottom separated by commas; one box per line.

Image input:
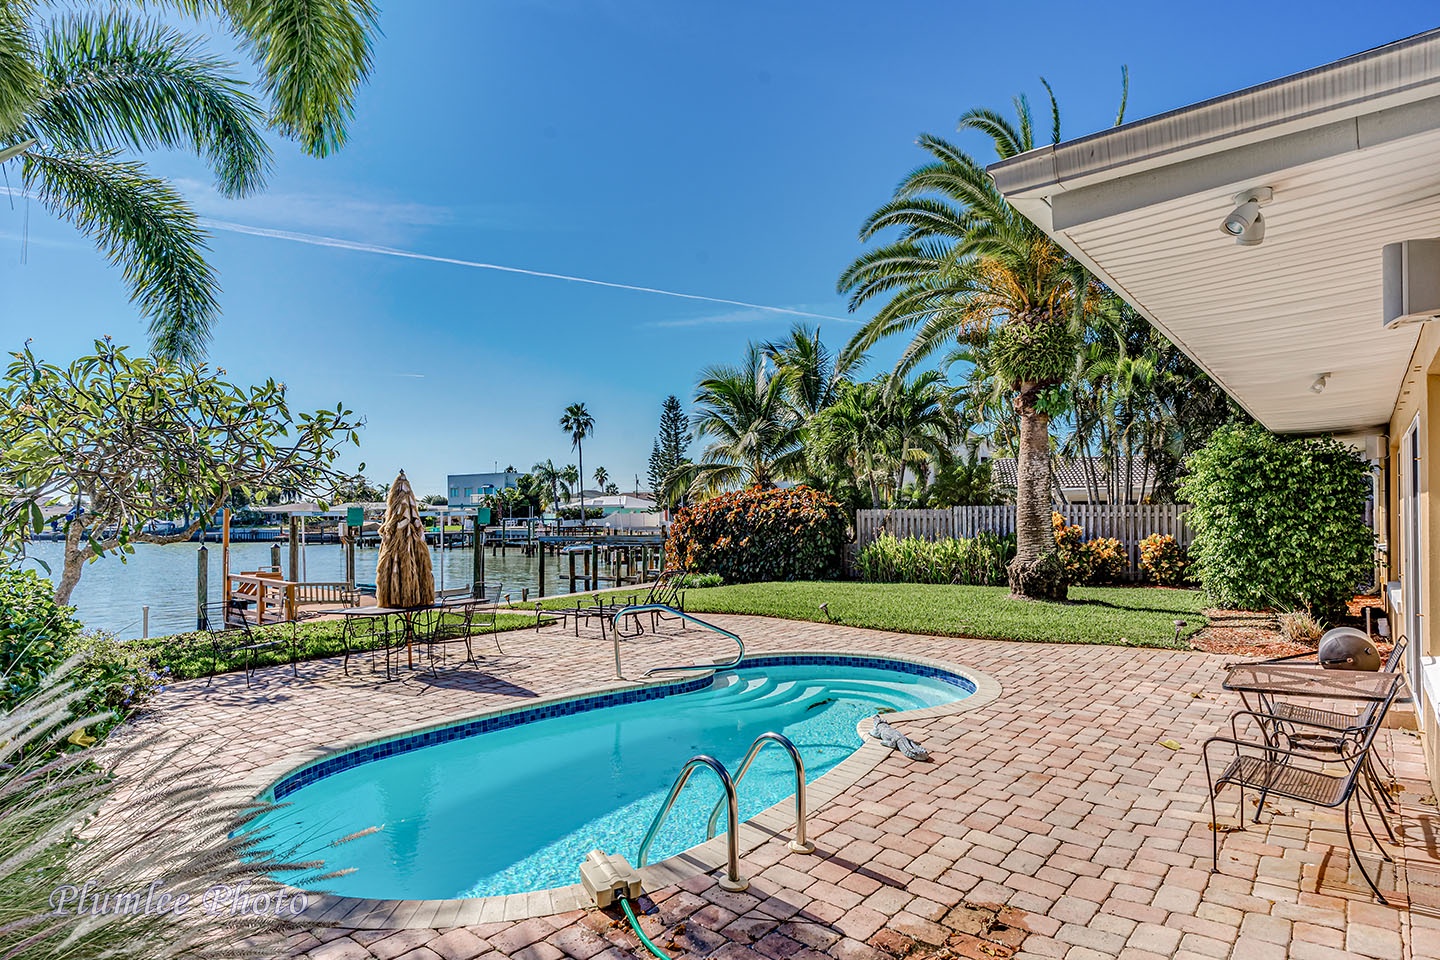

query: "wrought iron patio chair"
left=1260, top=635, right=1409, bottom=806
left=208, top=598, right=296, bottom=688
left=427, top=583, right=504, bottom=666
left=1204, top=680, right=1402, bottom=903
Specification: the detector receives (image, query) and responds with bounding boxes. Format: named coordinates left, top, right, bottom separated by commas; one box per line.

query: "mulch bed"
left=1188, top=594, right=1388, bottom=660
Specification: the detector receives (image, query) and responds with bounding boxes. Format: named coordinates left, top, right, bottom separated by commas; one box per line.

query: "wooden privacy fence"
left=854, top=504, right=1192, bottom=580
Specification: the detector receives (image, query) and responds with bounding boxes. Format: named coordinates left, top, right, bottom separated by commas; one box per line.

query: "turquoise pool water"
left=253, top=656, right=972, bottom=899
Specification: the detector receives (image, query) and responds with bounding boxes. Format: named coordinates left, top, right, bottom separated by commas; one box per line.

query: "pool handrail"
left=636, top=754, right=748, bottom=891
left=704, top=731, right=814, bottom=854
left=607, top=604, right=744, bottom=677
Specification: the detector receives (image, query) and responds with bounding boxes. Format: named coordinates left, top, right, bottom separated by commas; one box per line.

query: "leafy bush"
left=856, top=532, right=1014, bottom=585
left=1139, top=533, right=1190, bottom=585
left=0, top=568, right=166, bottom=751
left=1050, top=512, right=1090, bottom=583
left=0, top=567, right=83, bottom=711
left=1179, top=424, right=1373, bottom=615
left=65, top=630, right=168, bottom=740
left=672, top=572, right=723, bottom=589
left=1084, top=537, right=1127, bottom=585
left=666, top=486, right=849, bottom=583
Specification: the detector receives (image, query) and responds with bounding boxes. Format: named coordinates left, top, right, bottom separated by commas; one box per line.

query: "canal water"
left=21, top=539, right=592, bottom=639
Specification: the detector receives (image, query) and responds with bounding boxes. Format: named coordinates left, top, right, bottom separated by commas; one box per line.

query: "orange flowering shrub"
left=1054, top=513, right=1129, bottom=585
left=1084, top=537, right=1127, bottom=584
left=666, top=486, right=849, bottom=583
left=1139, top=533, right=1190, bottom=586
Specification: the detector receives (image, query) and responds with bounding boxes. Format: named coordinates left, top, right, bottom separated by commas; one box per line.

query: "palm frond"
left=23, top=149, right=218, bottom=360
left=225, top=0, right=379, bottom=158
left=30, top=12, right=270, bottom=197
left=0, top=4, right=40, bottom=134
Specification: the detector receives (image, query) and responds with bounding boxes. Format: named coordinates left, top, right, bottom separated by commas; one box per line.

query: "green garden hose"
left=619, top=896, right=671, bottom=960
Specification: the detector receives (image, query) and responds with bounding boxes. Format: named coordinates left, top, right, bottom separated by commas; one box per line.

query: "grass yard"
left=669, top=581, right=1208, bottom=648
left=142, top=610, right=550, bottom=680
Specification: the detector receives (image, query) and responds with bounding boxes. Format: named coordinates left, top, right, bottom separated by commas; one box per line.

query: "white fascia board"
left=990, top=29, right=1440, bottom=203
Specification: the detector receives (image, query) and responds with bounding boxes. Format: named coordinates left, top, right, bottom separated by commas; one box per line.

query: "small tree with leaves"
left=1, top=339, right=362, bottom=603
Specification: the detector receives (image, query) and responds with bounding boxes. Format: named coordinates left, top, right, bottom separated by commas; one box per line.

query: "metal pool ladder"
left=705, top=732, right=814, bottom=853
left=607, top=604, right=744, bottom=678
left=637, top=755, right=749, bottom=892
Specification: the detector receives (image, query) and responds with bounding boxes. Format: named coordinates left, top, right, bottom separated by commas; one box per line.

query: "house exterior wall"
left=1386, top=322, right=1440, bottom=796
left=447, top=471, right=521, bottom=503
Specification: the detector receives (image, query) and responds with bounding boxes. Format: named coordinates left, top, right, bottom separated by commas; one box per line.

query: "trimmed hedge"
left=666, top=486, right=848, bottom=583
left=1179, top=424, right=1373, bottom=614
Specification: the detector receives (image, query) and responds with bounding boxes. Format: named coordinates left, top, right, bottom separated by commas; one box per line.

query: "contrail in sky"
left=200, top=218, right=857, bottom=323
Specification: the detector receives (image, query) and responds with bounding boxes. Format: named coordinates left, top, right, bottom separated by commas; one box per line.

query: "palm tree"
left=764, top=322, right=855, bottom=419
left=687, top=344, right=805, bottom=496
left=883, top=369, right=957, bottom=500
left=839, top=79, right=1125, bottom=599
left=0, top=3, right=378, bottom=360
left=593, top=466, right=609, bottom=492
left=532, top=458, right=571, bottom=514
left=559, top=403, right=594, bottom=523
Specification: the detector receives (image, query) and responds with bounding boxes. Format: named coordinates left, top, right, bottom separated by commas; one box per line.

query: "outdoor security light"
left=1220, top=187, right=1273, bottom=246
left=1311, top=372, right=1331, bottom=394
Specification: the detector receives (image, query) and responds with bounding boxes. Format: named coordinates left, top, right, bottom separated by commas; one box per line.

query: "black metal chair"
left=208, top=599, right=296, bottom=688
left=1204, top=679, right=1402, bottom=903
left=1259, top=635, right=1409, bottom=810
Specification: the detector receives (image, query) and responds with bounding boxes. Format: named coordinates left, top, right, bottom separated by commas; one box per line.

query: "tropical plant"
left=855, top=532, right=1014, bottom=585
left=532, top=458, right=572, bottom=515
left=685, top=344, right=805, bottom=496
left=0, top=340, right=362, bottom=603
left=0, top=1, right=379, bottom=360
left=592, top=466, right=609, bottom=492
left=1138, top=533, right=1189, bottom=586
left=666, top=485, right=848, bottom=583
left=559, top=403, right=594, bottom=522
left=1179, top=424, right=1373, bottom=616
left=805, top=371, right=960, bottom=508
left=764, top=323, right=854, bottom=419
left=1060, top=296, right=1247, bottom=504
left=840, top=78, right=1128, bottom=599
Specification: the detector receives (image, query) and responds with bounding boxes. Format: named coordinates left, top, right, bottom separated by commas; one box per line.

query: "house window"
left=464, top=487, right=472, bottom=496
left=450, top=487, right=459, bottom=498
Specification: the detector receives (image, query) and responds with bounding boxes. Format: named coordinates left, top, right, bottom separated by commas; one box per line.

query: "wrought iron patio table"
left=1222, top=664, right=1400, bottom=706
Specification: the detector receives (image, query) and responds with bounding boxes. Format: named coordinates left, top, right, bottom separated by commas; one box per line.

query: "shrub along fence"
left=854, top=504, right=1192, bottom=581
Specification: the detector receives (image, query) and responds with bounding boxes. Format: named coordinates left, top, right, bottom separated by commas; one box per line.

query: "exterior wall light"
left=1220, top=187, right=1273, bottom=246
left=1311, top=372, right=1331, bottom=394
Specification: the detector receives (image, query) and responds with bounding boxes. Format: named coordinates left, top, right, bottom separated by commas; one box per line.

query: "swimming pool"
left=253, top=655, right=973, bottom=900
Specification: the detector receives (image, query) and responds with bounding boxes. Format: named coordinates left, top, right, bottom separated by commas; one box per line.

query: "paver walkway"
left=131, top=615, right=1440, bottom=959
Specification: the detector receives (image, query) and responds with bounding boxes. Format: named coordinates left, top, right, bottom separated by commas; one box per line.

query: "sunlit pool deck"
left=129, top=615, right=1440, bottom=960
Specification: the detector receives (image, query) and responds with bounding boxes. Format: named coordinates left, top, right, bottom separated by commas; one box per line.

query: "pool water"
left=252, top=658, right=971, bottom=899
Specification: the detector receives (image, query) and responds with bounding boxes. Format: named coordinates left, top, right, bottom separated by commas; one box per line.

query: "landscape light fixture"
left=1311, top=372, right=1331, bottom=394
left=1220, top=187, right=1273, bottom=246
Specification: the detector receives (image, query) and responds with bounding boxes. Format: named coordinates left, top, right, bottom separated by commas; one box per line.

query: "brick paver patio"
left=130, top=615, right=1440, bottom=960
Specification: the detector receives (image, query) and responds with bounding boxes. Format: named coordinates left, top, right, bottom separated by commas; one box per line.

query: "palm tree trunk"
left=1007, top=383, right=1066, bottom=600
left=577, top=445, right=584, bottom=529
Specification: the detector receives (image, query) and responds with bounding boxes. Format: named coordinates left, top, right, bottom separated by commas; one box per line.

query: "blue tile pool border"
left=267, top=654, right=974, bottom=800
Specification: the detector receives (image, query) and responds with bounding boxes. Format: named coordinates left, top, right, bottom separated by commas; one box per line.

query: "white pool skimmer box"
left=580, top=849, right=643, bottom=908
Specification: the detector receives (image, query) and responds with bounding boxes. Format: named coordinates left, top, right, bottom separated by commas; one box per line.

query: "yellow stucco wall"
left=1387, top=323, right=1440, bottom=795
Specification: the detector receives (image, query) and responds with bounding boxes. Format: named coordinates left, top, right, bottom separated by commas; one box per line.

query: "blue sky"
left=3, top=1, right=1436, bottom=497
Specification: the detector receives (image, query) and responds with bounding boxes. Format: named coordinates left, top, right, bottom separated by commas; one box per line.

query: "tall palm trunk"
left=577, top=444, right=584, bottom=527
left=1007, top=383, right=1066, bottom=600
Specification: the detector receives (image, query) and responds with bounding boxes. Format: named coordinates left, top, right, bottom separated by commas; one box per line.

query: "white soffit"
left=987, top=30, right=1440, bottom=433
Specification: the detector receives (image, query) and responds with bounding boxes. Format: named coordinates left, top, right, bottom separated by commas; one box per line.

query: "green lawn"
left=142, top=610, right=550, bottom=680
left=660, top=581, right=1208, bottom=649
